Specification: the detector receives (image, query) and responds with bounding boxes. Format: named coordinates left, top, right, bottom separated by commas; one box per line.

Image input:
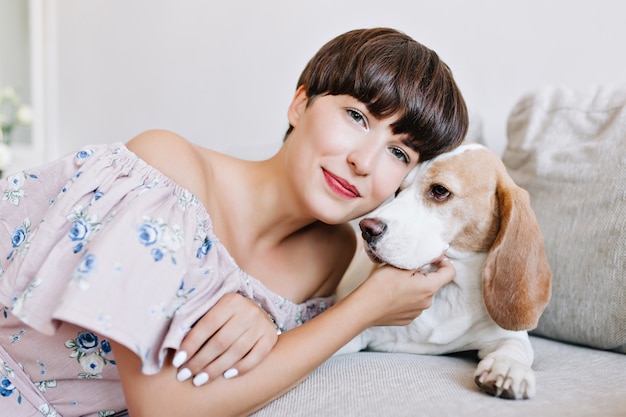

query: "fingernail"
left=176, top=368, right=192, bottom=382
left=172, top=351, right=187, bottom=368
left=192, top=372, right=209, bottom=387
left=223, top=368, right=239, bottom=379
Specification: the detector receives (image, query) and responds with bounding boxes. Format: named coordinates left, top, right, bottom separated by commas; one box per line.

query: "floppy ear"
left=482, top=164, right=552, bottom=331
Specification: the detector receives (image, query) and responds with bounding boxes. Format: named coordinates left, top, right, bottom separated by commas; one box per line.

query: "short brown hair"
left=287, top=28, right=468, bottom=161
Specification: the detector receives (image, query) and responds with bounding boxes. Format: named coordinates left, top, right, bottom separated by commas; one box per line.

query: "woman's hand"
left=356, top=257, right=456, bottom=327
left=171, top=293, right=279, bottom=386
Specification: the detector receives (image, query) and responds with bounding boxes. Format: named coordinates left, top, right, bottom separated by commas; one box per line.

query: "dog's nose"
left=359, top=218, right=387, bottom=243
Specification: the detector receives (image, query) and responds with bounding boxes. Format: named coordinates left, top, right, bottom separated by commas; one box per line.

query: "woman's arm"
left=113, top=259, right=455, bottom=417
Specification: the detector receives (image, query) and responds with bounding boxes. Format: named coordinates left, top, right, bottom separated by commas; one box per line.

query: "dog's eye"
left=430, top=184, right=451, bottom=201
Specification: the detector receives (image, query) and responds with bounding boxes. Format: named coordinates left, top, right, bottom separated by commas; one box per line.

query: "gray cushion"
left=251, top=337, right=626, bottom=416
left=503, top=85, right=626, bottom=353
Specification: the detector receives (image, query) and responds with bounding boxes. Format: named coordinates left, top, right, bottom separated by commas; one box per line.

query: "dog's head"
left=359, top=143, right=552, bottom=330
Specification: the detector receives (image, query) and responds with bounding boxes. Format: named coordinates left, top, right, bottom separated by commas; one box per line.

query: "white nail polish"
left=172, top=351, right=188, bottom=368
left=192, top=372, right=209, bottom=387
left=176, top=368, right=192, bottom=382
left=223, top=368, right=239, bottom=379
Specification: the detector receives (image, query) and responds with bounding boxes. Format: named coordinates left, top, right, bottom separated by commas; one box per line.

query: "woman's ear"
left=287, top=85, right=309, bottom=128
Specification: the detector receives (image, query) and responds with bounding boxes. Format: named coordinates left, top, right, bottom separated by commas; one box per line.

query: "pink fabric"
left=0, top=143, right=333, bottom=416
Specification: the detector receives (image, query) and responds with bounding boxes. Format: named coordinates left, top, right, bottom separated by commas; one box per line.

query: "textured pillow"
left=503, top=85, right=626, bottom=353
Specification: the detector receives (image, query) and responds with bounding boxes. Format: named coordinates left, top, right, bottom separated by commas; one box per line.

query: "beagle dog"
left=335, top=143, right=552, bottom=400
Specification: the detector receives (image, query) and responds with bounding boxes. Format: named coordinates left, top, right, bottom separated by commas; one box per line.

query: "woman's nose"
left=347, top=145, right=377, bottom=176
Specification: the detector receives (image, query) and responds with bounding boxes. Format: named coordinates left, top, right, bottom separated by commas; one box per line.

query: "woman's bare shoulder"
left=125, top=129, right=202, bottom=173
left=126, top=129, right=209, bottom=201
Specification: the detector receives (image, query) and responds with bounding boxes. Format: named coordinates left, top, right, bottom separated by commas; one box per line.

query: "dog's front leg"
left=474, top=337, right=535, bottom=400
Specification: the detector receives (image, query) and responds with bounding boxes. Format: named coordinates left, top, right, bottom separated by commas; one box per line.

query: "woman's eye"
left=347, top=109, right=367, bottom=128
left=430, top=184, right=451, bottom=201
left=389, top=147, right=409, bottom=163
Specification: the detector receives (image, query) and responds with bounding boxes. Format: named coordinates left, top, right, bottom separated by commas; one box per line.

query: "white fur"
left=336, top=144, right=538, bottom=400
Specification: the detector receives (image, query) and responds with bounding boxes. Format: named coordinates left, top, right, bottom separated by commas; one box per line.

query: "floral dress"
left=0, top=143, right=333, bottom=417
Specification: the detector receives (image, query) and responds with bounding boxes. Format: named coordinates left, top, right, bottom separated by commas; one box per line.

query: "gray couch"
left=253, top=336, right=626, bottom=416
left=252, top=85, right=626, bottom=417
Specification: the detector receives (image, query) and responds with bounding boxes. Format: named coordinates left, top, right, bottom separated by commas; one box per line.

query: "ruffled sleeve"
left=0, top=143, right=231, bottom=374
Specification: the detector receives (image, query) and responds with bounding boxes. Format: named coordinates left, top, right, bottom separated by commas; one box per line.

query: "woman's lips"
left=322, top=169, right=360, bottom=199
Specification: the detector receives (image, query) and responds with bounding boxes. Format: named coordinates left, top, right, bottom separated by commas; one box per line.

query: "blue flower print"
left=138, top=222, right=159, bottom=246
left=2, top=171, right=37, bottom=206
left=0, top=375, right=16, bottom=397
left=68, top=219, right=88, bottom=253
left=66, top=205, right=102, bottom=254
left=151, top=248, right=164, bottom=262
left=71, top=252, right=96, bottom=289
left=69, top=219, right=89, bottom=241
left=65, top=331, right=116, bottom=379
left=9, top=174, right=22, bottom=188
left=93, top=189, right=104, bottom=201
left=76, top=331, right=99, bottom=354
left=0, top=375, right=21, bottom=402
left=10, top=329, right=25, bottom=344
left=11, top=226, right=26, bottom=248
left=76, top=253, right=96, bottom=275
left=137, top=217, right=184, bottom=264
left=76, top=148, right=94, bottom=161
left=196, top=236, right=212, bottom=259
left=101, top=340, right=112, bottom=355
left=0, top=365, right=22, bottom=405
left=6, top=219, right=33, bottom=261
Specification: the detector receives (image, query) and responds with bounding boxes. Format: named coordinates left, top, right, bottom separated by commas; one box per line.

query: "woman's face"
left=284, top=87, right=420, bottom=224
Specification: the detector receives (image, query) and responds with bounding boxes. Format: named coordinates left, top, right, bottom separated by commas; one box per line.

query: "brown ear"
left=482, top=164, right=552, bottom=331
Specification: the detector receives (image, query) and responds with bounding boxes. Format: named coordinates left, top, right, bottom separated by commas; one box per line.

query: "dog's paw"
left=474, top=354, right=536, bottom=400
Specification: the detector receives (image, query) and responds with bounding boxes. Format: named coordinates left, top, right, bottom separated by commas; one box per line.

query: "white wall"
left=0, top=0, right=31, bottom=145
left=39, top=0, right=626, bottom=162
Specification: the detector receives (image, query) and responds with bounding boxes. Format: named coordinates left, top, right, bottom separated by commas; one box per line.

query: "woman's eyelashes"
left=389, top=146, right=410, bottom=163
left=347, top=108, right=368, bottom=129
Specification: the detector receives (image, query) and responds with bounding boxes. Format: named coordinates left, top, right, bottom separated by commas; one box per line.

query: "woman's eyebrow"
left=401, top=137, right=420, bottom=153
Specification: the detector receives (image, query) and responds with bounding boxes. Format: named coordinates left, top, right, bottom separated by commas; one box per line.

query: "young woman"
left=0, top=28, right=468, bottom=416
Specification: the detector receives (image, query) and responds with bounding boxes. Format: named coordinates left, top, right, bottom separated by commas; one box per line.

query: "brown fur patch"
left=423, top=148, right=501, bottom=253
left=426, top=145, right=552, bottom=330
